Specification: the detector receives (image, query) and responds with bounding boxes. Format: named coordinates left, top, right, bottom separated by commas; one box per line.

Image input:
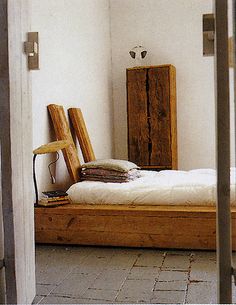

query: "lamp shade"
left=33, top=140, right=70, bottom=154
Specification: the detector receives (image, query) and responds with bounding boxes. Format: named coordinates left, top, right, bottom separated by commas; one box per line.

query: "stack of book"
left=39, top=190, right=71, bottom=207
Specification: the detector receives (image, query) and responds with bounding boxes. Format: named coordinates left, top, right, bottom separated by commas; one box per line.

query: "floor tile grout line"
left=41, top=258, right=115, bottom=301
left=148, top=251, right=168, bottom=303
left=35, top=246, right=218, bottom=305
left=113, top=252, right=143, bottom=302
left=152, top=251, right=167, bottom=291
left=43, top=292, right=118, bottom=303
left=183, top=252, right=195, bottom=304
left=37, top=268, right=75, bottom=303
left=49, top=249, right=136, bottom=301
left=37, top=247, right=96, bottom=302
left=32, top=295, right=44, bottom=305
left=77, top=250, right=118, bottom=299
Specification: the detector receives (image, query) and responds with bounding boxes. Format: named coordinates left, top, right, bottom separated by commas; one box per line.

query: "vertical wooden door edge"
left=169, top=65, right=178, bottom=169
left=215, top=0, right=232, bottom=303
left=0, top=0, right=17, bottom=303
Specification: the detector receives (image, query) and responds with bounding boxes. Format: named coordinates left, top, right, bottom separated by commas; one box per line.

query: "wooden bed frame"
left=35, top=104, right=236, bottom=250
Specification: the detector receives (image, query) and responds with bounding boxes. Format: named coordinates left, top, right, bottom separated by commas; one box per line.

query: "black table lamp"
left=33, top=140, right=70, bottom=206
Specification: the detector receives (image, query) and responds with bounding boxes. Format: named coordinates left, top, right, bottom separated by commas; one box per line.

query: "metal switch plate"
left=203, top=14, right=215, bottom=56
left=24, top=32, right=39, bottom=70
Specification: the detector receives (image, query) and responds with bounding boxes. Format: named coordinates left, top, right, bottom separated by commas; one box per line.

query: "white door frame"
left=0, top=0, right=35, bottom=303
left=0, top=1, right=17, bottom=301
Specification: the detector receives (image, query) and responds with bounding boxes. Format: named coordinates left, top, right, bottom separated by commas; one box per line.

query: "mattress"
left=67, top=168, right=236, bottom=206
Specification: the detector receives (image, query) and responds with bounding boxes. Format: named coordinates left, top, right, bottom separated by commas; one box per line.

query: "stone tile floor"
left=34, top=245, right=236, bottom=304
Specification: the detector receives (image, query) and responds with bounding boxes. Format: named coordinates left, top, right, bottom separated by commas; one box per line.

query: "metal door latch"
left=203, top=14, right=215, bottom=56
left=24, top=32, right=39, bottom=70
left=24, top=41, right=38, bottom=57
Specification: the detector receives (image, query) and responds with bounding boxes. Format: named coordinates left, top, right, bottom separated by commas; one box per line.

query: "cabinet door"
left=127, top=68, right=149, bottom=165
left=148, top=67, right=172, bottom=167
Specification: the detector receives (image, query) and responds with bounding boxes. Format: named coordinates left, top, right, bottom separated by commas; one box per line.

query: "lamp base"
left=33, top=154, right=39, bottom=206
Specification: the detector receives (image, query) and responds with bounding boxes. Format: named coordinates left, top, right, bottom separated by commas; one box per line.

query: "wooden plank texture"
left=169, top=65, right=178, bottom=169
left=215, top=1, right=232, bottom=302
left=35, top=230, right=218, bottom=249
left=68, top=108, right=95, bottom=163
left=35, top=204, right=236, bottom=250
left=35, top=203, right=224, bottom=214
left=47, top=104, right=81, bottom=183
left=127, top=65, right=177, bottom=169
left=148, top=66, right=171, bottom=166
left=127, top=68, right=149, bottom=165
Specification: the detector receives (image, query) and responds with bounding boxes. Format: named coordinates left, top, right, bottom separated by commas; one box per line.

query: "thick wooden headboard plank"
left=68, top=108, right=96, bottom=163
left=47, top=104, right=80, bottom=183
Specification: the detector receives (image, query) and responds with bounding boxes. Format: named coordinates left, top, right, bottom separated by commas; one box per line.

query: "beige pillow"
left=82, top=159, right=140, bottom=172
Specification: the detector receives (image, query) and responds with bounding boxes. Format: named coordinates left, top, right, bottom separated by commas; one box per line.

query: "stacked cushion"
left=81, top=159, right=141, bottom=183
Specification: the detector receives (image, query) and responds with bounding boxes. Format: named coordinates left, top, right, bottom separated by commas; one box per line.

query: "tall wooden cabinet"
left=127, top=65, right=177, bottom=170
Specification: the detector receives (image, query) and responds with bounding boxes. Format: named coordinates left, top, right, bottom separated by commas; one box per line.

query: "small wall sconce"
left=129, top=46, right=148, bottom=60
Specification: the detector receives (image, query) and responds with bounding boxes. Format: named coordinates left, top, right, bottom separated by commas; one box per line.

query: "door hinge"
left=24, top=32, right=39, bottom=70
left=0, top=259, right=5, bottom=269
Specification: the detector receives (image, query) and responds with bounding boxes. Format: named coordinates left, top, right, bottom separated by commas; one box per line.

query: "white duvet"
left=67, top=168, right=236, bottom=206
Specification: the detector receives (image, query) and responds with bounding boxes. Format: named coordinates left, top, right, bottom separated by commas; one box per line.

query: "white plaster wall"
left=31, top=0, right=113, bottom=193
left=31, top=0, right=235, bottom=196
left=110, top=0, right=223, bottom=170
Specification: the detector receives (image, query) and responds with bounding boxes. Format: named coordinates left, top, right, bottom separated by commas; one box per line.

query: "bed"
left=34, top=105, right=236, bottom=250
